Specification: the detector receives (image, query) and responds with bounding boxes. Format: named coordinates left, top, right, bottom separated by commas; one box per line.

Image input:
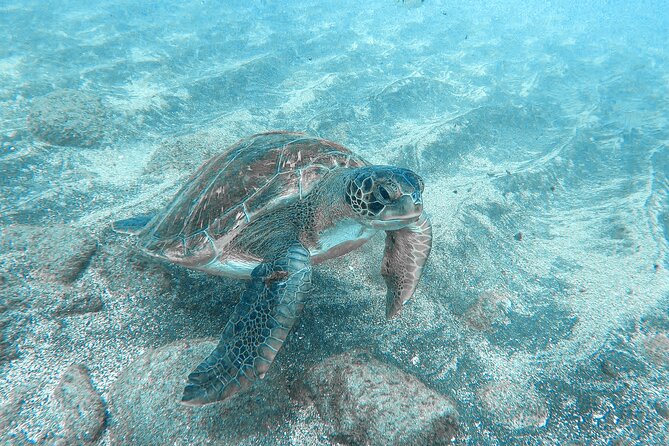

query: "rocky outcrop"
left=44, top=365, right=106, bottom=445
left=478, top=380, right=549, bottom=430
left=108, top=339, right=294, bottom=445
left=27, top=89, right=109, bottom=147
left=143, top=129, right=231, bottom=177
left=0, top=224, right=98, bottom=286
left=296, top=350, right=459, bottom=446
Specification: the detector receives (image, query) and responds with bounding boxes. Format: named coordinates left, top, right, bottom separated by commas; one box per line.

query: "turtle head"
left=345, top=166, right=424, bottom=230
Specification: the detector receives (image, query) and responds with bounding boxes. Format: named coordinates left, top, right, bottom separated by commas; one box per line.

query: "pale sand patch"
left=0, top=56, right=23, bottom=79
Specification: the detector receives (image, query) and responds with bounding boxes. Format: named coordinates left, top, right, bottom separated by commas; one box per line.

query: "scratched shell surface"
left=141, top=131, right=368, bottom=261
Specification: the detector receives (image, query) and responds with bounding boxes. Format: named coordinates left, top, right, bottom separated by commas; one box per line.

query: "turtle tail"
left=112, top=214, right=154, bottom=235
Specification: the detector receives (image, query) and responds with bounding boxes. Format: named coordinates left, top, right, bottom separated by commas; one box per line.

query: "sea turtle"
left=113, top=131, right=432, bottom=406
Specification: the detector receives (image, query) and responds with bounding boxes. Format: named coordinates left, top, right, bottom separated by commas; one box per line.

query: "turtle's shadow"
left=120, top=247, right=243, bottom=344
left=121, top=244, right=376, bottom=363
left=168, top=266, right=241, bottom=312
left=164, top=265, right=242, bottom=337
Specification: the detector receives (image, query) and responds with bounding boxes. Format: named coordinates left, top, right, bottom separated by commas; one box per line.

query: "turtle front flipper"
left=181, top=245, right=312, bottom=406
left=381, top=212, right=433, bottom=319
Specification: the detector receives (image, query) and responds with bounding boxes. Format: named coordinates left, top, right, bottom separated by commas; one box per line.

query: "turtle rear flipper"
left=112, top=214, right=154, bottom=235
left=382, top=212, right=432, bottom=319
left=182, top=245, right=312, bottom=406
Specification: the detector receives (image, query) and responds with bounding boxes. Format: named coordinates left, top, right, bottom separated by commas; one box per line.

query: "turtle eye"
left=376, top=185, right=392, bottom=202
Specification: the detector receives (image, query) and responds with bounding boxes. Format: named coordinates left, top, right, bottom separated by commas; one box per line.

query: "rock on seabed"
left=297, top=350, right=459, bottom=446
left=0, top=224, right=98, bottom=286
left=108, top=339, right=294, bottom=445
left=27, top=89, right=108, bottom=147
left=45, top=365, right=106, bottom=445
left=478, top=380, right=549, bottom=430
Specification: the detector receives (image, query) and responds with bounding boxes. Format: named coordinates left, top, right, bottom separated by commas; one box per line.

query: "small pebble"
left=654, top=400, right=669, bottom=419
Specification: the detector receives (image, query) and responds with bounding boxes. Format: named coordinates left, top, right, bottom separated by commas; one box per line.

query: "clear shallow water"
left=1, top=0, right=668, bottom=444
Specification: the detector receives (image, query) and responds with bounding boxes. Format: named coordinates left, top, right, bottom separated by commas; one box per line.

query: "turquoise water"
left=1, top=0, right=668, bottom=444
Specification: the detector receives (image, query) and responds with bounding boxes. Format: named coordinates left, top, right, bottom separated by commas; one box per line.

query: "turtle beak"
left=411, top=189, right=422, bottom=205
left=394, top=195, right=422, bottom=221
left=372, top=195, right=421, bottom=230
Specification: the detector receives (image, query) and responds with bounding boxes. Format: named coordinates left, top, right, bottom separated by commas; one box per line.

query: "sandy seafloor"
left=1, top=0, right=668, bottom=444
